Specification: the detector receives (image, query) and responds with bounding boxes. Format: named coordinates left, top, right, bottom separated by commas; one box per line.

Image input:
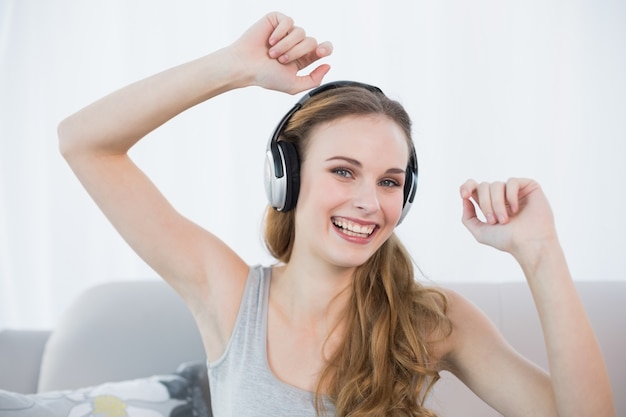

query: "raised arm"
left=444, top=178, right=615, bottom=416
left=57, top=12, right=332, bottom=359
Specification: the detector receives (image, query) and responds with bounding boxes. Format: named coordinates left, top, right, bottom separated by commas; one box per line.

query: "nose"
left=352, top=180, right=380, bottom=214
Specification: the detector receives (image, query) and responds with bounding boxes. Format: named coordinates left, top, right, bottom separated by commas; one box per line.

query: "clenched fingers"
left=460, top=178, right=524, bottom=225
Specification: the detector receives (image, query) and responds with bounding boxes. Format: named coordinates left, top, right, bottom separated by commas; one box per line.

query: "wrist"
left=189, top=47, right=254, bottom=100
left=215, top=46, right=256, bottom=89
left=512, top=236, right=565, bottom=279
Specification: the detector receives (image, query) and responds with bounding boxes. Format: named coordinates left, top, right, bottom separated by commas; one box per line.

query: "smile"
left=331, top=217, right=377, bottom=238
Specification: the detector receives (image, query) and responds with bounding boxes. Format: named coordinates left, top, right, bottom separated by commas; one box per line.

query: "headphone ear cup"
left=264, top=140, right=300, bottom=211
left=264, top=141, right=284, bottom=210
left=398, top=169, right=417, bottom=225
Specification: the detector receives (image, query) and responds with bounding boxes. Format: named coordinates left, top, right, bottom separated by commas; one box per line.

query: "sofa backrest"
left=37, top=280, right=205, bottom=392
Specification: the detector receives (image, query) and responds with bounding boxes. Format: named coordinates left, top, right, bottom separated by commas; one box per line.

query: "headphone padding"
left=278, top=141, right=300, bottom=212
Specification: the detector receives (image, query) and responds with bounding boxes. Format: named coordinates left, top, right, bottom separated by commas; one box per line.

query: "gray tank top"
left=207, top=265, right=336, bottom=416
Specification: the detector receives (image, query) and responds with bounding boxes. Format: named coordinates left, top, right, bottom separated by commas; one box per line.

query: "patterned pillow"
left=0, top=361, right=211, bottom=417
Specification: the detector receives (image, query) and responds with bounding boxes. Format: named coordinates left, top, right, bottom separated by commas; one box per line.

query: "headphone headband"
left=264, top=81, right=418, bottom=224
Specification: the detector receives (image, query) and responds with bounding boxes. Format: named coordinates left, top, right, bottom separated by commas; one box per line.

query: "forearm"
left=58, top=47, right=247, bottom=158
left=515, top=240, right=615, bottom=417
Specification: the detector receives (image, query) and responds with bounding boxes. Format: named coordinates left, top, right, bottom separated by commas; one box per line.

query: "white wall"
left=1, top=0, right=625, bottom=330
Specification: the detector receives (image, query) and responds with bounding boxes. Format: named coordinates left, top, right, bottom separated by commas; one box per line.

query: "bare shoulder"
left=430, top=289, right=558, bottom=416
left=428, top=287, right=506, bottom=371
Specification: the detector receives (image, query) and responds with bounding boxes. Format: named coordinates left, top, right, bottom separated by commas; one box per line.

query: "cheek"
left=299, top=173, right=344, bottom=207
left=380, top=192, right=405, bottom=223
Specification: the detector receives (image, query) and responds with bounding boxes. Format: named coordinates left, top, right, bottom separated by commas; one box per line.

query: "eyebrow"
left=325, top=156, right=406, bottom=174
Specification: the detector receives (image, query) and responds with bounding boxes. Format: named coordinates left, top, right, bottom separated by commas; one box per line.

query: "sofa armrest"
left=0, top=329, right=51, bottom=394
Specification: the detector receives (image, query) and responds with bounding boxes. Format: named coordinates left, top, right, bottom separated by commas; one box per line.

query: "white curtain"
left=1, top=0, right=625, bottom=330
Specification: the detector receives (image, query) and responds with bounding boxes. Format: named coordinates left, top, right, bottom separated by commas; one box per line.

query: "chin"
left=326, top=245, right=381, bottom=270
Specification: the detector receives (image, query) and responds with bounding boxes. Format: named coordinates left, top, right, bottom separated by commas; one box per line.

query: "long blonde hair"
left=264, top=86, right=452, bottom=416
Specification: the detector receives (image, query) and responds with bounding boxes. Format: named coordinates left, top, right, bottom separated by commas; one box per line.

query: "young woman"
left=58, top=11, right=614, bottom=417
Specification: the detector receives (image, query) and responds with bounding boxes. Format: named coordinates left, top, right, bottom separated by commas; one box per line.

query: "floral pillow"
left=0, top=361, right=211, bottom=417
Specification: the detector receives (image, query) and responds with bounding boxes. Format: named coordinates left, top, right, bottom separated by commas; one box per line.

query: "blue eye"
left=379, top=179, right=400, bottom=187
left=332, top=168, right=352, bottom=178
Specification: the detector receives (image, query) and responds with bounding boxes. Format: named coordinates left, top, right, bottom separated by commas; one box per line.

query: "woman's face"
left=293, top=114, right=410, bottom=269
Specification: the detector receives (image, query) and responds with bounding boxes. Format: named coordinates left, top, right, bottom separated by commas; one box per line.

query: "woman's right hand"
left=228, top=12, right=333, bottom=94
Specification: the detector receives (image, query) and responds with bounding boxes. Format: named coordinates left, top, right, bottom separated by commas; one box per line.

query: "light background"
left=1, top=0, right=625, bottom=329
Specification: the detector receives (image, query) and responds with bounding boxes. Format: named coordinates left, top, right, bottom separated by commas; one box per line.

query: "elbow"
left=57, top=116, right=77, bottom=160
left=58, top=114, right=130, bottom=161
left=57, top=114, right=92, bottom=163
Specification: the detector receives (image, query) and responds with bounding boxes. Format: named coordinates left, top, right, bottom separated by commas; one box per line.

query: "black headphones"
left=264, top=81, right=418, bottom=224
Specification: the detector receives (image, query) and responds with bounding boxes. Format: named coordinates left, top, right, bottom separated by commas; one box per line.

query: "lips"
left=331, top=217, right=377, bottom=238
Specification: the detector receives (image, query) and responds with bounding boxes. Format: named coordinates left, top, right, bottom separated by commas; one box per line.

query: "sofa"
left=0, top=278, right=623, bottom=416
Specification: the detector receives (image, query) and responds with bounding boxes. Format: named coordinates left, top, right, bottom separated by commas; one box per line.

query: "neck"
left=271, top=257, right=354, bottom=326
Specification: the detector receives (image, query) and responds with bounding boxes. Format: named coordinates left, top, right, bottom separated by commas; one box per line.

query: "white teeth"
left=332, top=218, right=375, bottom=236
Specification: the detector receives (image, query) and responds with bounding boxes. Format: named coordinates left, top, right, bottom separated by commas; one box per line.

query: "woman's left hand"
left=460, top=178, right=558, bottom=258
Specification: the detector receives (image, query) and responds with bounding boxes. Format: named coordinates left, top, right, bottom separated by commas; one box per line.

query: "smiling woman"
left=261, top=85, right=449, bottom=415
left=2, top=0, right=626, bottom=335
